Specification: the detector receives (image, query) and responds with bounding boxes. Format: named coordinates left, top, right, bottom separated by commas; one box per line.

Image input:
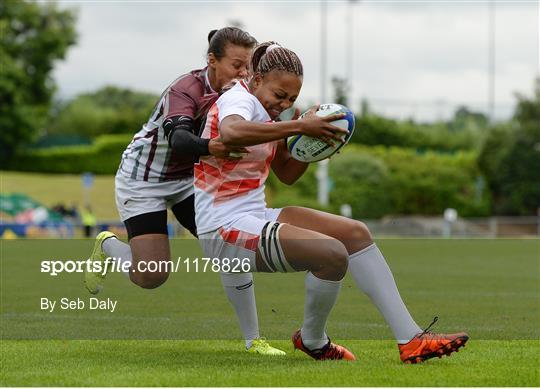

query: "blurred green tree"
left=0, top=0, right=77, bottom=163
left=49, top=86, right=159, bottom=137
left=331, top=76, right=348, bottom=106
left=478, top=78, right=540, bottom=215
left=329, top=152, right=392, bottom=218
left=448, top=106, right=488, bottom=132
left=349, top=109, right=481, bottom=152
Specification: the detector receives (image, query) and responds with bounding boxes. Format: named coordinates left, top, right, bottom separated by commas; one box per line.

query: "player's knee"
left=132, top=270, right=169, bottom=289
left=324, top=239, right=349, bottom=280
left=347, top=220, right=373, bottom=253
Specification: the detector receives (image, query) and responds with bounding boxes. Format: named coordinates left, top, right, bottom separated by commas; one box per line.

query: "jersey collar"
left=239, top=79, right=250, bottom=92
left=203, top=67, right=216, bottom=94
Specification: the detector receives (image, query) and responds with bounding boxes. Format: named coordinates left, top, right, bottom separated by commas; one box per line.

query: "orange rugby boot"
left=398, top=317, right=469, bottom=364
left=292, top=329, right=356, bottom=361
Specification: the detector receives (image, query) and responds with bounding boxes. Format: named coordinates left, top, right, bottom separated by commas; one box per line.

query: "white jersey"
left=194, top=80, right=278, bottom=234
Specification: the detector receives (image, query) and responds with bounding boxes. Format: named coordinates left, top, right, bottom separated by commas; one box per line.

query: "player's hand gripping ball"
left=287, top=103, right=355, bottom=162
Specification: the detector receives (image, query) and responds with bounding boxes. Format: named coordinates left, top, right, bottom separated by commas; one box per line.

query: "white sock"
left=102, top=237, right=131, bottom=278
left=301, top=272, right=342, bottom=350
left=220, top=272, right=259, bottom=349
left=349, top=243, right=421, bottom=343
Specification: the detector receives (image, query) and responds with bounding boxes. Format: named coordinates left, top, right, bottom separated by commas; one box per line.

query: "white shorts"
left=115, top=173, right=194, bottom=222
left=199, top=208, right=296, bottom=273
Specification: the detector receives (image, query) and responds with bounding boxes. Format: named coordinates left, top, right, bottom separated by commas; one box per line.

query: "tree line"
left=1, top=1, right=538, bottom=216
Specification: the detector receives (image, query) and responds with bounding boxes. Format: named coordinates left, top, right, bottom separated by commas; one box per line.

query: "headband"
left=266, top=43, right=281, bottom=54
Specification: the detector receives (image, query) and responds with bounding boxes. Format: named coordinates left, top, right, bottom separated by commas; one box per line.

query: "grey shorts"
left=115, top=173, right=193, bottom=222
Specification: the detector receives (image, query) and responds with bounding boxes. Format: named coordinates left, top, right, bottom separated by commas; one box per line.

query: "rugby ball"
left=287, top=103, right=355, bottom=162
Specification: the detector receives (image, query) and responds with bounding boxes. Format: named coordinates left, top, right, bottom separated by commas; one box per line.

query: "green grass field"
left=1, top=238, right=539, bottom=386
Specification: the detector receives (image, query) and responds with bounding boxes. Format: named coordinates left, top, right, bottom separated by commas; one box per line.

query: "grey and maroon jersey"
left=118, top=67, right=218, bottom=182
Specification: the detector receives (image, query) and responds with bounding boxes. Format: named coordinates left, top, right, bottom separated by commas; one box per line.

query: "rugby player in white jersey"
left=84, top=27, right=285, bottom=355
left=195, top=41, right=469, bottom=362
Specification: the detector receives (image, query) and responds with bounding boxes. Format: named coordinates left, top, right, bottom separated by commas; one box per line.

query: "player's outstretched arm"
left=220, top=115, right=302, bottom=147
left=220, top=113, right=348, bottom=147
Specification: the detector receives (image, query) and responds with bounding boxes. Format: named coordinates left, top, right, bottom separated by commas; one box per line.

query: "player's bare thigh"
left=277, top=206, right=373, bottom=254
left=129, top=234, right=171, bottom=289
left=255, top=223, right=348, bottom=281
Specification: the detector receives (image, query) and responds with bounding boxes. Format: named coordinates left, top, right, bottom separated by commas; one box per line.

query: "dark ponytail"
left=250, top=41, right=276, bottom=75
left=207, top=29, right=218, bottom=44
left=207, top=27, right=257, bottom=59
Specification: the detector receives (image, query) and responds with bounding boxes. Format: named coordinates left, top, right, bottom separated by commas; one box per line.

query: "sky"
left=52, top=0, right=539, bottom=122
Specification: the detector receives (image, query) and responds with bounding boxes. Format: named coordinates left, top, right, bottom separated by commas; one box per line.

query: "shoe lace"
left=253, top=337, right=270, bottom=349
left=418, top=316, right=439, bottom=337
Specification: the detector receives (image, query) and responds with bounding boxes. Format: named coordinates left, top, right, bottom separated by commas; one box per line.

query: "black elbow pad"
left=165, top=115, right=210, bottom=156
left=163, top=115, right=195, bottom=143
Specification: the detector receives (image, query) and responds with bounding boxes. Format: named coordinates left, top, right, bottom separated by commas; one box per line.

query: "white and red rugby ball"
left=287, top=103, right=355, bottom=163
